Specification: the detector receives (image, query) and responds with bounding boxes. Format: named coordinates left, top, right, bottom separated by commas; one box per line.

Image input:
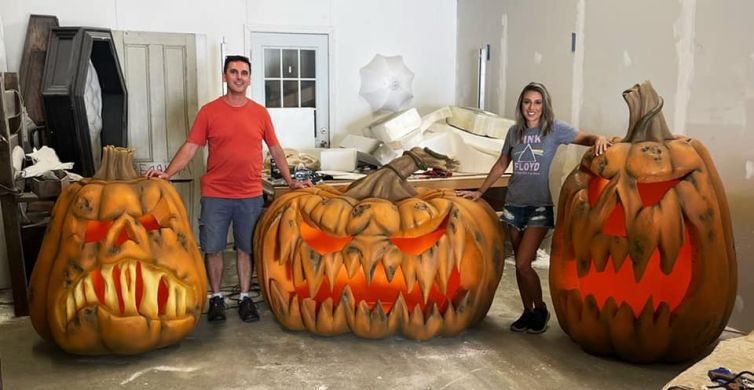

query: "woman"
left=457, top=82, right=611, bottom=334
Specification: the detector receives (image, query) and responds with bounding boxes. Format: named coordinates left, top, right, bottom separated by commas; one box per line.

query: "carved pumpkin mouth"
left=561, top=173, right=693, bottom=317
left=61, top=260, right=196, bottom=323
left=265, top=209, right=480, bottom=330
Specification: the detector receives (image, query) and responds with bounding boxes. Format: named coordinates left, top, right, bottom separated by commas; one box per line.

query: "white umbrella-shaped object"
left=359, top=54, right=414, bottom=112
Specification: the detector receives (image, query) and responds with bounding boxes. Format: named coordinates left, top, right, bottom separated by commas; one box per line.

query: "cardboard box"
left=30, top=170, right=70, bottom=198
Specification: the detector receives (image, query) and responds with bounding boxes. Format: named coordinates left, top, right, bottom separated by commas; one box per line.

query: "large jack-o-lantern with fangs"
left=550, top=81, right=736, bottom=363
left=254, top=147, right=504, bottom=340
left=29, top=146, right=207, bottom=355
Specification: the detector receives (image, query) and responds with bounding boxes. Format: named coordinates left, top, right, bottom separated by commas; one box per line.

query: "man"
left=146, top=55, right=310, bottom=322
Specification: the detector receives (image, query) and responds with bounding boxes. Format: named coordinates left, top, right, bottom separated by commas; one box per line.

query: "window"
left=263, top=48, right=316, bottom=109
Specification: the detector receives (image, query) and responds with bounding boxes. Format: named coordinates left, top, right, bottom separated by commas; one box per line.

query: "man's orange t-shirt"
left=187, top=97, right=279, bottom=198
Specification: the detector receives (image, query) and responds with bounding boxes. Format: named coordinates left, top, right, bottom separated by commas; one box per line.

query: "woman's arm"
left=572, top=131, right=612, bottom=156
left=456, top=153, right=511, bottom=201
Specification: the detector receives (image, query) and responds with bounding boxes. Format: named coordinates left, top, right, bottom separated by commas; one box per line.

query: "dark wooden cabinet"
left=42, top=27, right=127, bottom=176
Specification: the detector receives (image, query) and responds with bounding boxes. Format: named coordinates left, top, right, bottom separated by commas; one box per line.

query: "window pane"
left=265, top=80, right=281, bottom=107
left=282, top=49, right=298, bottom=78
left=301, top=80, right=316, bottom=108
left=283, top=80, right=299, bottom=107
left=264, top=49, right=280, bottom=78
left=300, top=50, right=315, bottom=78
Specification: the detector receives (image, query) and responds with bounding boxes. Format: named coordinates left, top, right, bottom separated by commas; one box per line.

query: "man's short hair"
left=224, top=55, right=251, bottom=73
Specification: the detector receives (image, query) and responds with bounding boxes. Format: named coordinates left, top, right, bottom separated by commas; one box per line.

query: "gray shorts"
left=501, top=205, right=555, bottom=231
left=199, top=196, right=264, bottom=254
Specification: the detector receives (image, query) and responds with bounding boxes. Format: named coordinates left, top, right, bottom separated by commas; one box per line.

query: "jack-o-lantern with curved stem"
left=254, top=148, right=504, bottom=340
left=29, top=146, right=207, bottom=355
left=550, top=81, right=736, bottom=363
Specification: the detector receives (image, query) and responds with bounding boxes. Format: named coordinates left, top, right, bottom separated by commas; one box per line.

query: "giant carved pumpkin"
left=550, top=81, right=736, bottom=363
left=29, top=146, right=207, bottom=355
left=254, top=148, right=504, bottom=340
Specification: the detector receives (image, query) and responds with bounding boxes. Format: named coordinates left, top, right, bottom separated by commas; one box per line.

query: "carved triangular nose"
left=104, top=214, right=150, bottom=251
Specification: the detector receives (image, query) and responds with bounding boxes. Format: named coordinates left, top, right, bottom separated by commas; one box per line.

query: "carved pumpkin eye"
left=390, top=217, right=448, bottom=256
left=299, top=220, right=352, bottom=254
left=84, top=214, right=162, bottom=244
left=589, top=174, right=682, bottom=237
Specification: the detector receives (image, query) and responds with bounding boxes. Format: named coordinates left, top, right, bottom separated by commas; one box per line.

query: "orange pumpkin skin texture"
left=254, top=149, right=504, bottom=340
left=28, top=147, right=207, bottom=355
left=550, top=82, right=736, bottom=363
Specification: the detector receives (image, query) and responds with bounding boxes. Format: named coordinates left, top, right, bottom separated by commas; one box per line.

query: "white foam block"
left=446, top=106, right=515, bottom=139
left=320, top=148, right=358, bottom=171
left=369, top=108, right=421, bottom=144
left=339, top=134, right=381, bottom=154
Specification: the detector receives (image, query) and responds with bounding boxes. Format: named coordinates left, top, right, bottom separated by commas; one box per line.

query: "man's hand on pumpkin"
left=456, top=190, right=482, bottom=201
left=289, top=179, right=312, bottom=189
left=145, top=168, right=170, bottom=180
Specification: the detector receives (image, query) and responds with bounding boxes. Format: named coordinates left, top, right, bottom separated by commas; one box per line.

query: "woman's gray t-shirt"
left=501, top=119, right=578, bottom=207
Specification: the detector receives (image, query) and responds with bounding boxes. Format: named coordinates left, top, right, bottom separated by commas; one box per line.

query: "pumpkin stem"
left=92, top=146, right=140, bottom=180
left=343, top=147, right=458, bottom=201
left=622, top=81, right=674, bottom=142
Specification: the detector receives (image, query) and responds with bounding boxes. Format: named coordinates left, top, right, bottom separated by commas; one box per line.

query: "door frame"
left=244, top=25, right=335, bottom=147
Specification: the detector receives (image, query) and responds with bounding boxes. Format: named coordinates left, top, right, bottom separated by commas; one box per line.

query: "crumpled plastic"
left=21, top=146, right=75, bottom=178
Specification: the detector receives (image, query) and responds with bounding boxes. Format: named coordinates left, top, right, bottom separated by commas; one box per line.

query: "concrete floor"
left=0, top=255, right=705, bottom=390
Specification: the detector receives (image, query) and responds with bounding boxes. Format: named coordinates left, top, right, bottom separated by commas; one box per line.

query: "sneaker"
left=510, top=310, right=534, bottom=332
left=238, top=297, right=260, bottom=322
left=526, top=306, right=551, bottom=334
left=207, top=296, right=226, bottom=322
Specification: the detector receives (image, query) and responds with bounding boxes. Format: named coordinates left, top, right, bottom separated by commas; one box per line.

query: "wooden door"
left=113, top=31, right=202, bottom=231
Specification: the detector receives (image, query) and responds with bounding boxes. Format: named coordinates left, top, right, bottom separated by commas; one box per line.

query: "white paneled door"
left=250, top=32, right=329, bottom=147
left=113, top=31, right=202, bottom=233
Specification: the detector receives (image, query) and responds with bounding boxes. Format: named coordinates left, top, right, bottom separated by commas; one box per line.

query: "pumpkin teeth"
left=610, top=238, right=630, bottom=272
left=416, top=249, right=440, bottom=304
left=63, top=260, right=192, bottom=322
left=381, top=246, right=402, bottom=283
left=343, top=247, right=362, bottom=279
left=291, top=245, right=306, bottom=287
left=353, top=301, right=372, bottom=337
left=657, top=192, right=684, bottom=275
left=120, top=261, right=138, bottom=315
left=389, top=293, right=409, bottom=327
left=341, top=285, right=357, bottom=329
left=434, top=236, right=452, bottom=295
left=590, top=235, right=611, bottom=273
left=401, top=254, right=418, bottom=294
left=278, top=207, right=299, bottom=264
left=408, top=304, right=425, bottom=329
left=322, top=252, right=344, bottom=291
left=300, top=243, right=325, bottom=298
left=448, top=218, right=466, bottom=271
left=300, top=297, right=318, bottom=331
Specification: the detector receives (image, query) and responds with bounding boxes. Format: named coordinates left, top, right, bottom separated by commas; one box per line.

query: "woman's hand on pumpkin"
left=456, top=190, right=482, bottom=201
left=594, top=136, right=612, bottom=156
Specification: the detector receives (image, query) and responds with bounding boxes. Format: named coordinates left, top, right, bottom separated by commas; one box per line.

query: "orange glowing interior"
left=292, top=218, right=459, bottom=314
left=588, top=174, right=681, bottom=237
left=84, top=214, right=161, bottom=245
left=292, top=261, right=463, bottom=315
left=390, top=218, right=448, bottom=256
left=299, top=220, right=352, bottom=254
left=86, top=262, right=169, bottom=315
left=564, top=174, right=693, bottom=316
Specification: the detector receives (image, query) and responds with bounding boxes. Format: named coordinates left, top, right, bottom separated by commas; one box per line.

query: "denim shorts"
left=501, top=205, right=555, bottom=231
left=199, top=196, right=264, bottom=254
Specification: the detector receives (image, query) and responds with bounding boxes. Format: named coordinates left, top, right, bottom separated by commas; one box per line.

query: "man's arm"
left=268, top=144, right=311, bottom=189
left=145, top=142, right=201, bottom=179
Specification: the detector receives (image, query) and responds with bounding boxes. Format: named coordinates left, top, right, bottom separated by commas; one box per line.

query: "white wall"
left=0, top=0, right=458, bottom=289
left=457, top=0, right=754, bottom=332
